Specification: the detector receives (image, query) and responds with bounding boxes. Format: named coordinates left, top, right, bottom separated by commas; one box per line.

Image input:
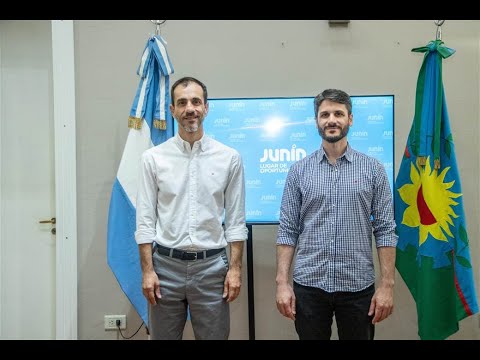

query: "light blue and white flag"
left=107, top=35, right=174, bottom=325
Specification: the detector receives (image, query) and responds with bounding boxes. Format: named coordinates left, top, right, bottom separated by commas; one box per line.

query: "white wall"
left=74, top=20, right=480, bottom=339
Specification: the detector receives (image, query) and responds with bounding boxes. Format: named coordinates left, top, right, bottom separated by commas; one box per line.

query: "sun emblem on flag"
left=398, top=156, right=462, bottom=246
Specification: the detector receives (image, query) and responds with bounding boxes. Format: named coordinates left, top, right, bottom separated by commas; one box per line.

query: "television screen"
left=174, top=96, right=394, bottom=224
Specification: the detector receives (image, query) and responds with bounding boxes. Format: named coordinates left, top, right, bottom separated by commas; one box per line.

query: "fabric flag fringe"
left=107, top=35, right=174, bottom=325
left=395, top=40, right=478, bottom=340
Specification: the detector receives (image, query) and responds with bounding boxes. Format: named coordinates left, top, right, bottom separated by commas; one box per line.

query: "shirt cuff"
left=225, top=226, right=248, bottom=242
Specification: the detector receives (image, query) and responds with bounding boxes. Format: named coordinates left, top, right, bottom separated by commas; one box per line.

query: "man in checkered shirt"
left=275, top=89, right=398, bottom=340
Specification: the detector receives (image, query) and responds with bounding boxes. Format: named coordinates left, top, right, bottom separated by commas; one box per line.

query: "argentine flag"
left=107, top=35, right=174, bottom=325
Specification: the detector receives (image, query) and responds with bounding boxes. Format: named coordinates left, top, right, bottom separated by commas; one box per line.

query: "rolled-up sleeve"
left=372, top=161, right=398, bottom=248
left=276, top=164, right=301, bottom=247
left=135, top=151, right=158, bottom=245
left=224, top=152, right=248, bottom=242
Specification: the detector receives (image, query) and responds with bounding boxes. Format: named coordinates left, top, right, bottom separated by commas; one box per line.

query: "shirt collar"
left=318, top=142, right=354, bottom=163
left=174, top=132, right=208, bottom=152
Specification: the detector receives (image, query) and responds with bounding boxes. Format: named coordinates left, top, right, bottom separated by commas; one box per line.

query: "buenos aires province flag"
left=395, top=39, right=478, bottom=340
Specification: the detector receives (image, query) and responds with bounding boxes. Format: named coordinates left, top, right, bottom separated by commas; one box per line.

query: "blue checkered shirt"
left=276, top=144, right=398, bottom=292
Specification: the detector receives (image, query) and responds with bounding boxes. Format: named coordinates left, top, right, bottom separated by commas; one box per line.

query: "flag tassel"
left=128, top=116, right=143, bottom=130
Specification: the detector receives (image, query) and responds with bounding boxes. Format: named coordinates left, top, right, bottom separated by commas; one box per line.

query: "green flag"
left=395, top=40, right=478, bottom=340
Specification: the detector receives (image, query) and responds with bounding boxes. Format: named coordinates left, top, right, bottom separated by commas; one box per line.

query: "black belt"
left=155, top=244, right=225, bottom=261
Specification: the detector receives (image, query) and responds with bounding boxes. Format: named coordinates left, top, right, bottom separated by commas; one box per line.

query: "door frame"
left=0, top=20, right=78, bottom=339
left=51, top=20, right=78, bottom=340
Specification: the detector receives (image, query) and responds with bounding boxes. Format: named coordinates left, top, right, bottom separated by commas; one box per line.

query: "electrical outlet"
left=104, top=315, right=127, bottom=330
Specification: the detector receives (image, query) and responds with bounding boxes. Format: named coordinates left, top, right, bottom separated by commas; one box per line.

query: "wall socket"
left=104, top=315, right=127, bottom=330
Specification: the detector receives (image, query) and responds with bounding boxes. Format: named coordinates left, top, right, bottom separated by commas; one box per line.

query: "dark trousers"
left=294, top=281, right=375, bottom=340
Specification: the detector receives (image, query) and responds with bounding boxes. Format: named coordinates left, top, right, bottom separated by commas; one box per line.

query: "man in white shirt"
left=135, top=76, right=248, bottom=340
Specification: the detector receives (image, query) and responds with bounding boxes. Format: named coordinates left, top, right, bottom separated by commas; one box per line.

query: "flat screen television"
left=174, top=95, right=394, bottom=224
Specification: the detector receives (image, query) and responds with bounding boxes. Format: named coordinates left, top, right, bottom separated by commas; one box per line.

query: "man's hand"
left=276, top=282, right=296, bottom=320
left=142, top=270, right=161, bottom=305
left=223, top=267, right=241, bottom=302
left=368, top=286, right=393, bottom=324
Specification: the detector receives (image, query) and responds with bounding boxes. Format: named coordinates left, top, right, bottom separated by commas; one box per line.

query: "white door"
left=0, top=20, right=77, bottom=339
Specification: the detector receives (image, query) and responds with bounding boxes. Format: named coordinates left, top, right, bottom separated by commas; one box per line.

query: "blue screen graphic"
left=174, top=96, right=394, bottom=223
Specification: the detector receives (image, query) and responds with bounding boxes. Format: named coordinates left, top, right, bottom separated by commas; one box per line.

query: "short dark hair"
left=314, top=89, right=352, bottom=118
left=170, top=76, right=208, bottom=105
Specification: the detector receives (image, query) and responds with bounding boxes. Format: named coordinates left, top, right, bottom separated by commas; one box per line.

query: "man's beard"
left=182, top=123, right=199, bottom=133
left=181, top=117, right=203, bottom=133
left=318, top=124, right=350, bottom=143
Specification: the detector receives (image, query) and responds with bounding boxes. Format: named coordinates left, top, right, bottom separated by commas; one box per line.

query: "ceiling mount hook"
left=434, top=20, right=445, bottom=41
left=150, top=20, right=166, bottom=36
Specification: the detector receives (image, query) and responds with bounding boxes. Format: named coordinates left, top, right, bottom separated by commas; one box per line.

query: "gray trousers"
left=149, top=248, right=230, bottom=340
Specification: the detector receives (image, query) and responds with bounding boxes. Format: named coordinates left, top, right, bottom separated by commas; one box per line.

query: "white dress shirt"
left=135, top=133, right=248, bottom=250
